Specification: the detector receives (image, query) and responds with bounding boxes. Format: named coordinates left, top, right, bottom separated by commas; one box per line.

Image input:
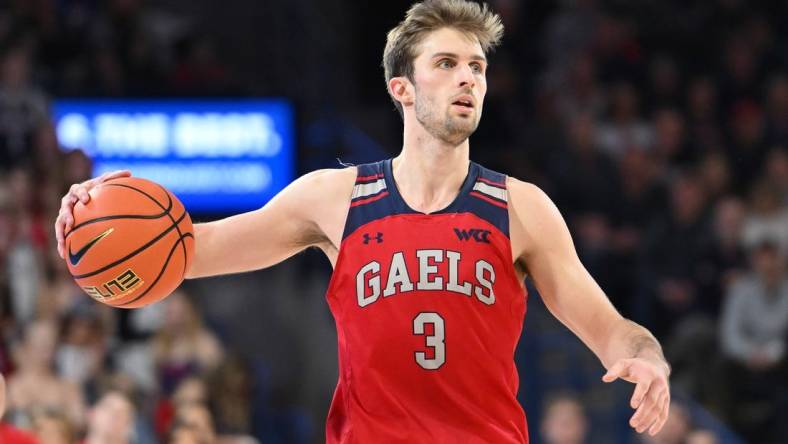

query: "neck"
left=393, top=122, right=470, bottom=213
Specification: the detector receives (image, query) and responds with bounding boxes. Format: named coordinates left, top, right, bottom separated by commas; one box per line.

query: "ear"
left=389, top=76, right=414, bottom=108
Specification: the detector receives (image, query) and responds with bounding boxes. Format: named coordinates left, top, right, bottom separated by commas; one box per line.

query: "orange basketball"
left=64, top=177, right=195, bottom=308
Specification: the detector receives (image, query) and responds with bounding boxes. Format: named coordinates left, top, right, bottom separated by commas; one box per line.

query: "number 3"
left=413, top=312, right=445, bottom=370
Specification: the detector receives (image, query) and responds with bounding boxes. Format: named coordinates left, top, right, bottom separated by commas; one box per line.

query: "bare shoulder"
left=506, top=177, right=559, bottom=223
left=291, top=166, right=357, bottom=210
left=506, top=176, right=568, bottom=260
left=291, top=166, right=357, bottom=251
left=301, top=166, right=358, bottom=189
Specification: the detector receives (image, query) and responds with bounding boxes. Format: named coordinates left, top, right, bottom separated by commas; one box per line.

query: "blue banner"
left=53, top=99, right=295, bottom=213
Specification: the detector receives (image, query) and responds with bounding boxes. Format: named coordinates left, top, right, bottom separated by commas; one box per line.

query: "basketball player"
left=55, top=1, right=671, bottom=442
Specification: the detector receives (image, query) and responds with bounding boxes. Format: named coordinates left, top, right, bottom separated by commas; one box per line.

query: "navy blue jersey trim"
left=341, top=159, right=511, bottom=240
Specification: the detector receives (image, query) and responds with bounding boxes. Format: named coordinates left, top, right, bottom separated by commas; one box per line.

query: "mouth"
left=451, top=95, right=475, bottom=111
left=451, top=100, right=474, bottom=111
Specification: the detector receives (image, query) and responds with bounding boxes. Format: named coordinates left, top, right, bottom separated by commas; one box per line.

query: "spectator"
left=762, top=147, right=787, bottom=202
left=84, top=391, right=135, bottom=444
left=685, top=76, right=723, bottom=153
left=697, top=197, right=747, bottom=316
left=725, top=100, right=768, bottom=189
left=646, top=55, right=681, bottom=111
left=31, top=407, right=76, bottom=444
left=596, top=82, right=653, bottom=160
left=208, top=354, right=255, bottom=438
left=741, top=179, right=788, bottom=254
left=0, top=373, right=39, bottom=444
left=153, top=291, right=224, bottom=396
left=764, top=74, right=788, bottom=146
left=539, top=393, right=588, bottom=444
left=686, top=430, right=719, bottom=444
left=552, top=53, right=606, bottom=124
left=547, top=111, right=619, bottom=217
left=55, top=303, right=111, bottom=404
left=719, top=240, right=788, bottom=441
left=651, top=107, right=692, bottom=167
left=640, top=173, right=713, bottom=337
left=0, top=42, right=51, bottom=169
left=172, top=403, right=216, bottom=444
left=696, top=152, right=732, bottom=203
left=5, top=167, right=45, bottom=325
left=155, top=376, right=208, bottom=440
left=7, top=320, right=85, bottom=429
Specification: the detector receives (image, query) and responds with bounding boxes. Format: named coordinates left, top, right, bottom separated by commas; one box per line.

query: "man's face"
left=89, top=393, right=133, bottom=439
left=409, top=27, right=487, bottom=145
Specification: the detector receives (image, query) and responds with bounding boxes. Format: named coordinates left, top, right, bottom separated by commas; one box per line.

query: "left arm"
left=508, top=178, right=670, bottom=436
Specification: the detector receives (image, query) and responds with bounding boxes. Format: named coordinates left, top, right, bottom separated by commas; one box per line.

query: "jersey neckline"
left=382, top=158, right=479, bottom=215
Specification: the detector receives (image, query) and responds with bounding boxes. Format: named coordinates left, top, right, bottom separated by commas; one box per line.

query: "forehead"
left=414, top=27, right=484, bottom=61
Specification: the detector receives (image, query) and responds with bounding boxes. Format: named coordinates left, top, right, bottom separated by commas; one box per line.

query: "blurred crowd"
left=0, top=0, right=787, bottom=443
left=477, top=1, right=788, bottom=443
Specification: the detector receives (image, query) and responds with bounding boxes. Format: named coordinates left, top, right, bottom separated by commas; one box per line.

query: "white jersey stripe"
left=472, top=181, right=508, bottom=202
left=352, top=179, right=387, bottom=200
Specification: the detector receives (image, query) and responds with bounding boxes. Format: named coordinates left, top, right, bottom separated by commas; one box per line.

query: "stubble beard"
left=414, top=87, right=480, bottom=146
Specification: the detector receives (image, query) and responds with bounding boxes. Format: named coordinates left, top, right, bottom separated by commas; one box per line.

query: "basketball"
left=63, top=177, right=195, bottom=308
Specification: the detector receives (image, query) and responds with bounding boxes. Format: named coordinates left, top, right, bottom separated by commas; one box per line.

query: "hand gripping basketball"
left=55, top=172, right=195, bottom=308
left=56, top=170, right=132, bottom=259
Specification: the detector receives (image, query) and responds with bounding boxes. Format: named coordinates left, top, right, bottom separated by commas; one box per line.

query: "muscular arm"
left=508, top=178, right=670, bottom=435
left=186, top=168, right=355, bottom=278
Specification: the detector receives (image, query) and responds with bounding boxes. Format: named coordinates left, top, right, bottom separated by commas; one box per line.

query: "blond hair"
left=383, top=0, right=504, bottom=117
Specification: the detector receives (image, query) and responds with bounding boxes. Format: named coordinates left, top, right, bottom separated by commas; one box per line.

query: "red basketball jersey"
left=324, top=159, right=529, bottom=443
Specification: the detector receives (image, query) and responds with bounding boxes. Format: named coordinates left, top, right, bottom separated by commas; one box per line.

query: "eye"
left=438, top=59, right=455, bottom=69
left=471, top=63, right=484, bottom=74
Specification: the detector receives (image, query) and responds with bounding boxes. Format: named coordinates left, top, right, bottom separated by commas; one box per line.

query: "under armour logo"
left=363, top=232, right=384, bottom=244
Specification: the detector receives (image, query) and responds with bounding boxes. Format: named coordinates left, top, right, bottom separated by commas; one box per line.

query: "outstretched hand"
left=602, top=357, right=671, bottom=436
left=54, top=170, right=132, bottom=259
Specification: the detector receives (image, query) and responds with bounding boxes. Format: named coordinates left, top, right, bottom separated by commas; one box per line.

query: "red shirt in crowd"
left=0, top=422, right=39, bottom=444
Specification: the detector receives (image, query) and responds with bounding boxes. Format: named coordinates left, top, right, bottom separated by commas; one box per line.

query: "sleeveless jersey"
left=324, top=159, right=529, bottom=443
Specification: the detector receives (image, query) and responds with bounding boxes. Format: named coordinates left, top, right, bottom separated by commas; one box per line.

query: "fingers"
left=607, top=357, right=672, bottom=435
left=55, top=213, right=65, bottom=259
left=630, top=386, right=661, bottom=433
left=630, top=378, right=652, bottom=409
left=55, top=195, right=77, bottom=259
left=74, top=184, right=91, bottom=204
left=59, top=192, right=77, bottom=228
left=101, top=169, right=131, bottom=181
left=54, top=170, right=130, bottom=260
left=69, top=170, right=129, bottom=208
left=630, top=379, right=670, bottom=435
left=602, top=358, right=633, bottom=383
left=647, top=390, right=671, bottom=436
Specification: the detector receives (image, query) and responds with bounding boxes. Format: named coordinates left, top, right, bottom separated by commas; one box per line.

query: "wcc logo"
left=454, top=228, right=491, bottom=243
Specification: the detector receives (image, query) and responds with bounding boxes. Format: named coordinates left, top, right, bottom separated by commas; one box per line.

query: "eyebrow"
left=431, top=52, right=487, bottom=63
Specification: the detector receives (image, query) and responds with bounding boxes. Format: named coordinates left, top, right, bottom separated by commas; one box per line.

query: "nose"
left=457, top=64, right=476, bottom=89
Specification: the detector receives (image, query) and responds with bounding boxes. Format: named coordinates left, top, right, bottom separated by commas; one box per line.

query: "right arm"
left=55, top=167, right=356, bottom=279
left=186, top=168, right=348, bottom=278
